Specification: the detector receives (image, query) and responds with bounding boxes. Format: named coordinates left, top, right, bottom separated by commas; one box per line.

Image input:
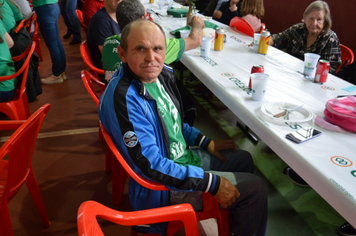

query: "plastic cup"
left=250, top=73, right=269, bottom=101
left=303, top=53, right=320, bottom=77
left=200, top=37, right=212, bottom=58
left=253, top=33, right=261, bottom=52
left=180, top=30, right=190, bottom=38
left=158, top=0, right=164, bottom=9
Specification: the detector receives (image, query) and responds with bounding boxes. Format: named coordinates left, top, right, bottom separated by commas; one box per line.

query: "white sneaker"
left=61, top=71, right=67, bottom=80
left=41, top=74, right=63, bottom=84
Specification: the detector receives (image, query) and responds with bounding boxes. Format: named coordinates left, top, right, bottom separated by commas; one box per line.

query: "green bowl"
left=167, top=7, right=189, bottom=17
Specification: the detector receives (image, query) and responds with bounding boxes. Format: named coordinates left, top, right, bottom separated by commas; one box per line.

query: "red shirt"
left=82, top=0, right=105, bottom=26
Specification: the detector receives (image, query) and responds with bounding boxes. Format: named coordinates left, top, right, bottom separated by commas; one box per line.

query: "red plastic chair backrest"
left=1, top=41, right=36, bottom=96
left=100, top=123, right=168, bottom=191
left=0, top=104, right=50, bottom=202
left=77, top=200, right=199, bottom=236
left=337, top=44, right=355, bottom=72
left=14, top=19, right=26, bottom=33
left=100, top=123, right=229, bottom=235
left=75, top=9, right=88, bottom=33
left=229, top=17, right=254, bottom=37
left=80, top=41, right=105, bottom=79
left=81, top=70, right=106, bottom=107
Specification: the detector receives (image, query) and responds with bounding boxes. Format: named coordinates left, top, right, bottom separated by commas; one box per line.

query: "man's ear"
left=117, top=45, right=127, bottom=63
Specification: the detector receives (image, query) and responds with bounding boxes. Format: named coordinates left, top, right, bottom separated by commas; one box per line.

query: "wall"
left=263, top=0, right=356, bottom=54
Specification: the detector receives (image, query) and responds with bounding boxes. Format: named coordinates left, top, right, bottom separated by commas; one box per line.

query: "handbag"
left=324, top=96, right=356, bottom=132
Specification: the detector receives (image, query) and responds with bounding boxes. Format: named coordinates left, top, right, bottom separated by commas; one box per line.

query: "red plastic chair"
left=26, top=12, right=43, bottom=61
left=100, top=123, right=229, bottom=236
left=0, top=41, right=35, bottom=120
left=75, top=9, right=88, bottom=33
left=80, top=40, right=105, bottom=80
left=77, top=201, right=199, bottom=236
left=0, top=104, right=51, bottom=236
left=14, top=19, right=26, bottom=33
left=337, top=44, right=354, bottom=73
left=81, top=70, right=106, bottom=143
left=260, top=23, right=266, bottom=33
left=230, top=17, right=254, bottom=37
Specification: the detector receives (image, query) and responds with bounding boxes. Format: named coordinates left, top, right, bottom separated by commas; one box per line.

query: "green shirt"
left=0, top=20, right=17, bottom=91
left=144, top=80, right=200, bottom=167
left=102, top=35, right=185, bottom=82
left=5, top=0, right=24, bottom=22
left=32, top=0, right=58, bottom=8
left=0, top=0, right=16, bottom=33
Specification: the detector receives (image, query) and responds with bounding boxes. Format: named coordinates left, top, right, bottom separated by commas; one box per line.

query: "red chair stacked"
left=0, top=104, right=51, bottom=236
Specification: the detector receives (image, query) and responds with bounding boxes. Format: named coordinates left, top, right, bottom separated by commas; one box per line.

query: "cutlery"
left=273, top=104, right=303, bottom=118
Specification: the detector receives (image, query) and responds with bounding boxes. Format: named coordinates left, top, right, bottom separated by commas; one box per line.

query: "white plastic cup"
left=200, top=37, right=212, bottom=58
left=158, top=0, right=164, bottom=9
left=303, top=53, right=320, bottom=77
left=180, top=30, right=190, bottom=38
left=250, top=73, right=269, bottom=101
left=253, top=33, right=261, bottom=52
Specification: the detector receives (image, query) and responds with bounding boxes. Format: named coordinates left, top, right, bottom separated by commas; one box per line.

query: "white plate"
left=260, top=102, right=313, bottom=124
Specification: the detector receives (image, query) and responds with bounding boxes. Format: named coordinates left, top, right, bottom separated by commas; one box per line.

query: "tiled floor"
left=2, top=16, right=345, bottom=236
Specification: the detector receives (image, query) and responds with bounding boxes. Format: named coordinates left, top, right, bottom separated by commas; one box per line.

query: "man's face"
left=118, top=21, right=166, bottom=83
left=106, top=0, right=122, bottom=13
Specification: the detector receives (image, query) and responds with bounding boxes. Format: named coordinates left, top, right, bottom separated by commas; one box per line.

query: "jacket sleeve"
left=121, top=92, right=219, bottom=195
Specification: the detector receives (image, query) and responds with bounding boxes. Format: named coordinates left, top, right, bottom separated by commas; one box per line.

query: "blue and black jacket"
left=98, top=63, right=220, bottom=234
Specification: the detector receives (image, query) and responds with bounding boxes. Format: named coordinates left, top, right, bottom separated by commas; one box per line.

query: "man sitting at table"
left=101, top=0, right=205, bottom=82
left=99, top=19, right=268, bottom=236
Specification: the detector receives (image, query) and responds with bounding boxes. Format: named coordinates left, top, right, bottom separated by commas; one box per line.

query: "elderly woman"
left=269, top=1, right=341, bottom=74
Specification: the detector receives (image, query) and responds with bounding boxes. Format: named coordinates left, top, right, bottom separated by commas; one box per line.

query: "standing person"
left=240, top=0, right=264, bottom=33
left=213, top=0, right=243, bottom=25
left=99, top=19, right=268, bottom=236
left=82, top=0, right=104, bottom=26
left=0, top=15, right=16, bottom=102
left=33, top=0, right=67, bottom=84
left=269, top=0, right=341, bottom=74
left=60, top=0, right=82, bottom=45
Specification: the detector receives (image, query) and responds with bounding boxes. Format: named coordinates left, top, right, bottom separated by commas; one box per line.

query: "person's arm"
left=270, top=25, right=296, bottom=50
left=184, top=15, right=205, bottom=51
left=5, top=32, right=14, bottom=49
left=320, top=31, right=342, bottom=74
left=213, top=1, right=227, bottom=19
left=214, top=176, right=240, bottom=208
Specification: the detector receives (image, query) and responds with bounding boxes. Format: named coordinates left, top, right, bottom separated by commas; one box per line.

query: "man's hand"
left=207, top=140, right=236, bottom=162
left=214, top=176, right=240, bottom=208
left=212, top=10, right=222, bottom=19
left=229, top=4, right=237, bottom=12
left=188, top=15, right=205, bottom=29
left=184, top=16, right=205, bottom=51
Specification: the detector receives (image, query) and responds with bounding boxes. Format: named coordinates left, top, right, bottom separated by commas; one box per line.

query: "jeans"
left=60, top=0, right=81, bottom=41
left=34, top=3, right=66, bottom=76
left=191, top=148, right=268, bottom=236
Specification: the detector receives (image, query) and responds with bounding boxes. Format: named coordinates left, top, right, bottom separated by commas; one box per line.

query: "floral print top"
left=272, top=23, right=341, bottom=74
